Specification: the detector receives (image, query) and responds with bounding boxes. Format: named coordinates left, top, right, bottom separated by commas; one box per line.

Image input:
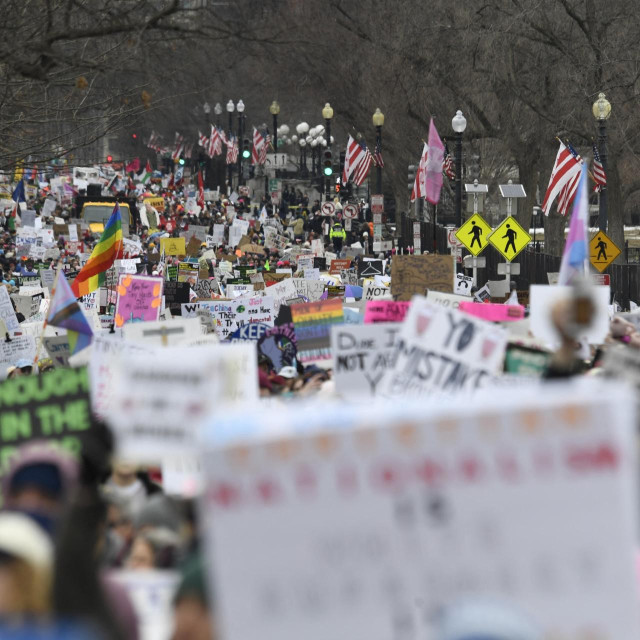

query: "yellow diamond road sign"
left=455, top=213, right=493, bottom=256
left=488, top=216, right=531, bottom=262
left=589, top=230, right=620, bottom=272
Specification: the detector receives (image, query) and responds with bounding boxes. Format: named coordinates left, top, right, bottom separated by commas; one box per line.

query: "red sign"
left=371, top=194, right=384, bottom=214
left=591, top=274, right=610, bottom=286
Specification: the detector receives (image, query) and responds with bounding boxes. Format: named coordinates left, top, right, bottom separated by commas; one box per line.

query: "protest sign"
left=327, top=285, right=345, bottom=299
left=296, top=256, right=314, bottom=273
left=11, top=293, right=44, bottom=320
left=186, top=236, right=201, bottom=257
left=425, top=290, right=467, bottom=311
left=0, top=286, right=19, bottom=335
left=199, top=380, right=639, bottom=640
left=177, top=262, right=199, bottom=286
left=165, top=265, right=178, bottom=282
left=188, top=225, right=209, bottom=243
left=363, top=283, right=391, bottom=301
left=42, top=335, right=71, bottom=368
left=162, top=458, right=203, bottom=498
left=291, top=278, right=325, bottom=303
left=114, top=275, right=163, bottom=327
left=229, top=323, right=270, bottom=343
left=255, top=278, right=298, bottom=316
left=454, top=272, right=474, bottom=295
left=291, top=299, right=344, bottom=366
left=107, top=343, right=258, bottom=459
left=122, top=317, right=204, bottom=347
left=0, top=335, right=36, bottom=368
left=160, top=237, right=186, bottom=256
left=529, top=285, right=610, bottom=348
left=380, top=296, right=508, bottom=398
left=226, top=283, right=253, bottom=298
left=357, top=259, right=384, bottom=278
left=115, top=259, right=139, bottom=275
left=258, top=324, right=297, bottom=371
left=459, top=301, right=525, bottom=322
left=331, top=324, right=401, bottom=397
left=0, top=367, right=95, bottom=478
left=363, top=300, right=410, bottom=324
left=29, top=245, right=47, bottom=261
left=163, top=281, right=190, bottom=315
left=329, top=258, right=351, bottom=275
left=391, top=254, right=454, bottom=300
left=195, top=278, right=219, bottom=300
left=212, top=224, right=225, bottom=245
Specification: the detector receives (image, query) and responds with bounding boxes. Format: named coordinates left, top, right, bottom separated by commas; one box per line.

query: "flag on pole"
left=411, top=144, right=429, bottom=202
left=12, top=179, right=25, bottom=203
left=71, top=204, right=123, bottom=297
left=555, top=141, right=583, bottom=216
left=137, top=160, right=153, bottom=185
left=125, top=158, right=140, bottom=174
left=197, top=170, right=205, bottom=210
left=171, top=133, right=184, bottom=161
left=374, top=138, right=384, bottom=168
left=208, top=125, right=222, bottom=157
left=542, top=141, right=582, bottom=216
left=592, top=142, right=607, bottom=191
left=443, top=139, right=455, bottom=180
left=198, top=131, right=208, bottom=148
left=425, top=119, right=444, bottom=205
left=226, top=135, right=239, bottom=164
left=47, top=271, right=94, bottom=355
left=352, top=142, right=373, bottom=186
left=343, top=135, right=366, bottom=183
left=558, top=163, right=589, bottom=285
left=252, top=128, right=267, bottom=165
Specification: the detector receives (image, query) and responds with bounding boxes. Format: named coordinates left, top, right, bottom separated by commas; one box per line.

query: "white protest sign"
left=425, top=290, right=468, bottom=311
left=122, top=317, right=204, bottom=347
left=111, top=570, right=179, bottom=640
left=29, top=245, right=47, bottom=260
left=115, top=259, right=139, bottom=275
left=291, top=278, right=325, bottom=302
left=253, top=278, right=298, bottom=316
left=0, top=287, right=20, bottom=335
left=363, top=283, right=392, bottom=301
left=0, top=335, right=36, bottom=367
left=229, top=226, right=244, bottom=248
left=161, top=457, right=203, bottom=498
left=42, top=335, right=71, bottom=367
left=211, top=224, right=225, bottom=246
left=68, top=225, right=78, bottom=242
left=454, top=272, right=474, bottom=296
left=296, top=256, right=314, bottom=272
left=107, top=343, right=258, bottom=459
left=42, top=198, right=57, bottom=218
left=11, top=293, right=44, bottom=320
left=199, top=380, right=640, bottom=640
left=529, top=285, right=611, bottom=348
left=380, top=296, right=508, bottom=398
left=232, top=218, right=250, bottom=235
left=331, top=324, right=401, bottom=397
left=226, top=284, right=254, bottom=298
left=303, top=268, right=320, bottom=280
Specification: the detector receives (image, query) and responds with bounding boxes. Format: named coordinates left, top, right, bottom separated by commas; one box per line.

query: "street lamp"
left=237, top=99, right=246, bottom=185
left=226, top=100, right=235, bottom=191
left=203, top=102, right=211, bottom=116
left=269, top=101, right=280, bottom=149
left=322, top=103, right=334, bottom=198
left=452, top=109, right=467, bottom=227
left=214, top=102, right=222, bottom=126
left=593, top=92, right=611, bottom=231
left=372, top=107, right=384, bottom=194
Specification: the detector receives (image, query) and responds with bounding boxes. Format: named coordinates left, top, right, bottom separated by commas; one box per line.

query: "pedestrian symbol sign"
left=589, top=230, right=620, bottom=272
left=488, top=216, right=531, bottom=262
left=455, top=214, right=493, bottom=256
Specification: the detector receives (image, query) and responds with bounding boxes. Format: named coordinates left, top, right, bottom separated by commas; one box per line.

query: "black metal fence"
left=399, top=214, right=640, bottom=309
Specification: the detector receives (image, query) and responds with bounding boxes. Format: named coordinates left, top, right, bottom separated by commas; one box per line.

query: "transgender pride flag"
left=558, top=163, right=589, bottom=285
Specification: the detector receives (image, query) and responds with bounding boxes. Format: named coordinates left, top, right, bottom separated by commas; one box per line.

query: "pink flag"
left=425, top=118, right=444, bottom=205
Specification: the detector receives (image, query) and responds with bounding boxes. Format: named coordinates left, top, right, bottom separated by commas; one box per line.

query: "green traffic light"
left=242, top=149, right=251, bottom=159
left=178, top=158, right=185, bottom=165
left=323, top=166, right=333, bottom=176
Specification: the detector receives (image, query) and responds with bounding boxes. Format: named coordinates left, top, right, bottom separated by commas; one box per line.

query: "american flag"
left=226, top=135, right=239, bottom=164
left=198, top=131, right=208, bottom=148
left=443, top=140, right=455, bottom=180
left=352, top=142, right=373, bottom=186
left=208, top=125, right=222, bottom=157
left=171, top=133, right=184, bottom=161
left=592, top=142, right=607, bottom=191
left=556, top=140, right=583, bottom=215
left=183, top=144, right=193, bottom=160
left=252, top=127, right=267, bottom=165
left=541, top=141, right=582, bottom=216
left=411, top=143, right=429, bottom=202
left=343, top=135, right=366, bottom=183
left=374, top=138, right=384, bottom=168
left=147, top=130, right=161, bottom=151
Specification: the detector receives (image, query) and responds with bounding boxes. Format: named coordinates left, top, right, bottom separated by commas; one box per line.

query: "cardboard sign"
left=291, top=299, right=344, bottom=366
left=363, top=301, right=410, bottom=324
left=186, top=236, right=202, bottom=257
left=380, top=296, right=508, bottom=398
left=0, top=368, right=95, bottom=478
left=160, top=237, right=186, bottom=256
left=391, top=255, right=454, bottom=301
left=331, top=324, right=401, bottom=396
left=363, top=283, right=391, bottom=301
left=114, top=275, right=163, bottom=327
left=107, top=343, right=258, bottom=459
left=199, top=381, right=640, bottom=640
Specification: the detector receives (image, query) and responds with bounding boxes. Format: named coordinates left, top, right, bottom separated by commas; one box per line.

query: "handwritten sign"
left=0, top=287, right=19, bottom=334
left=363, top=300, right=410, bottom=324
left=363, top=283, right=391, bottom=301
left=331, top=324, right=401, bottom=397
left=200, top=380, right=640, bottom=640
left=391, top=254, right=454, bottom=301
left=380, top=296, right=508, bottom=398
left=459, top=301, right=525, bottom=322
left=114, top=275, right=163, bottom=327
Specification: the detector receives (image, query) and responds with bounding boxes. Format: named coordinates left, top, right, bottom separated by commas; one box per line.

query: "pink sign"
left=364, top=301, right=411, bottom=324
left=458, top=301, right=525, bottom=322
left=114, top=274, right=163, bottom=327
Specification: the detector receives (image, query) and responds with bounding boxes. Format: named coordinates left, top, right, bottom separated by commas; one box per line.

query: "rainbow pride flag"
left=71, top=203, right=123, bottom=297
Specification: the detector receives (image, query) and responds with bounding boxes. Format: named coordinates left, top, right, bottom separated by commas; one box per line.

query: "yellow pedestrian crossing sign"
left=488, top=216, right=531, bottom=262
left=455, top=213, right=493, bottom=256
left=589, top=230, right=620, bottom=272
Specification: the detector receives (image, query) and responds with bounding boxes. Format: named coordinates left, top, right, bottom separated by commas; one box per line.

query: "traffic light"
left=242, top=138, right=251, bottom=160
left=106, top=155, right=113, bottom=163
left=323, top=150, right=333, bottom=176
left=339, top=151, right=346, bottom=177
left=408, top=164, right=416, bottom=189
left=178, top=158, right=185, bottom=165
left=131, top=133, right=138, bottom=140
left=335, top=178, right=341, bottom=194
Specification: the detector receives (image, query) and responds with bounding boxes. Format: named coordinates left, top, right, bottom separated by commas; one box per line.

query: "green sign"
left=166, top=265, right=178, bottom=281
left=0, top=367, right=95, bottom=478
left=269, top=179, right=280, bottom=193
